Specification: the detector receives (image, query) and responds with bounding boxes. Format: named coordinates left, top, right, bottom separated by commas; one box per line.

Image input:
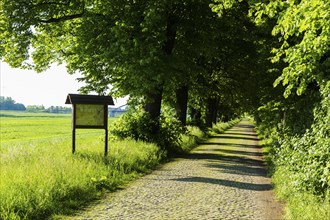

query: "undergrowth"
left=208, top=118, right=241, bottom=135
left=254, top=81, right=330, bottom=219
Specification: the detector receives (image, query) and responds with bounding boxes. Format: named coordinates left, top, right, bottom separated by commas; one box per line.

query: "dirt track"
left=65, top=120, right=283, bottom=219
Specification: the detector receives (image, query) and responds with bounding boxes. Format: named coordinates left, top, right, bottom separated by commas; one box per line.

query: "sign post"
left=65, top=94, right=114, bottom=156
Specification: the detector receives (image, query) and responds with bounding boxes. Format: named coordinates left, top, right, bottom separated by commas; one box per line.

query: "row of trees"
left=1, top=0, right=329, bottom=199
left=0, top=0, right=260, bottom=128
left=0, top=96, right=71, bottom=113
left=0, top=96, right=26, bottom=110
left=26, top=105, right=72, bottom=113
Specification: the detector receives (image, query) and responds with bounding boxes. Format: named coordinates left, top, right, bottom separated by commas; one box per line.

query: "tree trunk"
left=175, top=86, right=188, bottom=126
left=190, top=107, right=202, bottom=127
left=143, top=87, right=163, bottom=134
left=163, top=13, right=177, bottom=56
left=205, top=98, right=218, bottom=128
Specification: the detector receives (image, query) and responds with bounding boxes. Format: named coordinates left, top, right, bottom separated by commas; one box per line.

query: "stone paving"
left=66, top=120, right=283, bottom=220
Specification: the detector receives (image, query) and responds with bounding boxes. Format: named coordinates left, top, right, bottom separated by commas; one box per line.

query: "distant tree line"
left=0, top=96, right=26, bottom=111
left=26, top=105, right=71, bottom=113
left=0, top=96, right=71, bottom=113
left=47, top=106, right=72, bottom=114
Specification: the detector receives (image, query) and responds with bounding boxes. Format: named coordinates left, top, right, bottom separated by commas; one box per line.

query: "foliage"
left=110, top=108, right=239, bottom=154
left=1, top=0, right=262, bottom=131
left=110, top=106, right=185, bottom=155
left=250, top=0, right=329, bottom=195
left=250, top=0, right=330, bottom=97
left=272, top=166, right=330, bottom=220
left=0, top=112, right=162, bottom=219
left=179, top=126, right=207, bottom=153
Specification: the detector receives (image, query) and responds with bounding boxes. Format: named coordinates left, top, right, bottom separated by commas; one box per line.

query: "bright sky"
left=0, top=61, right=126, bottom=108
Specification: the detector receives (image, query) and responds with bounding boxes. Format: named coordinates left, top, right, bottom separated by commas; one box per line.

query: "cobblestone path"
left=67, top=120, right=283, bottom=220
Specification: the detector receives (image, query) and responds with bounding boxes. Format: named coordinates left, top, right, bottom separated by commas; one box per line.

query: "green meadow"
left=0, top=110, right=163, bottom=219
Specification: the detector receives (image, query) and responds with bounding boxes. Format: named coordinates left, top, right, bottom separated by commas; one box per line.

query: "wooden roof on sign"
left=65, top=94, right=114, bottom=105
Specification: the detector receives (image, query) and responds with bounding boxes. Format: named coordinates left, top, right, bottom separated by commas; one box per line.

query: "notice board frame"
left=65, top=94, right=114, bottom=156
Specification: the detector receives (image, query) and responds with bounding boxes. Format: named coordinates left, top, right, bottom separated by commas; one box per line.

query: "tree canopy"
left=0, top=0, right=260, bottom=124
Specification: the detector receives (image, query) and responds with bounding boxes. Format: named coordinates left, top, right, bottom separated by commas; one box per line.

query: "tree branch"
left=38, top=13, right=84, bottom=23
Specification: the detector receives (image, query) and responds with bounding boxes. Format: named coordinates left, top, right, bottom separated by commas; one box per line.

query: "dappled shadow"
left=207, top=163, right=267, bottom=177
left=234, top=123, right=255, bottom=129
left=210, top=148, right=264, bottom=157
left=209, top=135, right=259, bottom=141
left=229, top=129, right=255, bottom=133
left=199, top=142, right=259, bottom=148
left=224, top=132, right=259, bottom=137
left=172, top=177, right=272, bottom=191
left=183, top=152, right=264, bottom=166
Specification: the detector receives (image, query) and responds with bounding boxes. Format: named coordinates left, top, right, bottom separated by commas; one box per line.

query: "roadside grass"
left=179, top=126, right=207, bottom=153
left=0, top=111, right=238, bottom=219
left=0, top=134, right=162, bottom=219
left=0, top=111, right=162, bottom=219
left=180, top=118, right=241, bottom=153
left=208, top=118, right=241, bottom=135
left=272, top=166, right=330, bottom=220
left=257, top=136, right=330, bottom=220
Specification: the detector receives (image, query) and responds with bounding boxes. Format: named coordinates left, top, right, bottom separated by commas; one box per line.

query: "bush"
left=179, top=126, right=207, bottom=153
left=255, top=81, right=330, bottom=218
left=110, top=107, right=185, bottom=155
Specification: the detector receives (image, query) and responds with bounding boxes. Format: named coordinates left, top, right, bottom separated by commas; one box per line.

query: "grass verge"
left=272, top=166, right=330, bottom=220
left=257, top=137, right=330, bottom=219
left=208, top=118, right=241, bottom=135
left=0, top=137, right=162, bottom=220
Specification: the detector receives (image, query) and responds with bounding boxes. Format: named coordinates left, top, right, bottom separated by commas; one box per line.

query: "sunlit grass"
left=179, top=126, right=207, bottom=153
left=208, top=118, right=241, bottom=135
left=273, top=166, right=330, bottom=220
left=0, top=111, right=161, bottom=219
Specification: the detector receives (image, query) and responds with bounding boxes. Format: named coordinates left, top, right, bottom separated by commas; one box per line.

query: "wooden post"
left=104, top=105, right=108, bottom=156
left=72, top=104, right=76, bottom=154
left=72, top=129, right=76, bottom=154
left=105, top=129, right=108, bottom=156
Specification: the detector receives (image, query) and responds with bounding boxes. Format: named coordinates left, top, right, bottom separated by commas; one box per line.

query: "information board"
left=66, top=94, right=114, bottom=156
left=75, top=104, right=105, bottom=127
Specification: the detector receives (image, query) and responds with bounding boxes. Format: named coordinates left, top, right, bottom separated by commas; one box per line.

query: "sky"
left=0, top=61, right=126, bottom=108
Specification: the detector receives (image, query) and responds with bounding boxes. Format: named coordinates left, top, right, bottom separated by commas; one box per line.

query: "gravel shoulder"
left=63, top=120, right=284, bottom=220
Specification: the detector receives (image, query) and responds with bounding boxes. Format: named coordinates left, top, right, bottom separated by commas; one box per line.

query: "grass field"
left=0, top=110, right=162, bottom=219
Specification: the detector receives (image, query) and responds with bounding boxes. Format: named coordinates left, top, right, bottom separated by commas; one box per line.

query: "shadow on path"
left=209, top=148, right=264, bottom=157
left=209, top=135, right=260, bottom=141
left=207, top=163, right=268, bottom=177
left=199, top=142, right=261, bottom=149
left=224, top=132, right=259, bottom=137
left=172, top=177, right=272, bottom=191
left=234, top=123, right=256, bottom=129
left=184, top=153, right=264, bottom=166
